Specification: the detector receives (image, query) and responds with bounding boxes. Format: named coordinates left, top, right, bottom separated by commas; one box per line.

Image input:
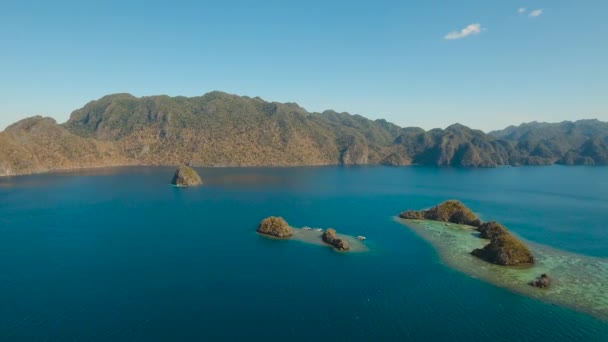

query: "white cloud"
left=444, top=23, right=484, bottom=40
left=518, top=7, right=527, bottom=14
left=529, top=9, right=544, bottom=17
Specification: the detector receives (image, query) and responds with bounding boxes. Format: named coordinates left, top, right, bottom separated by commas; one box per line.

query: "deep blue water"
left=1, top=165, right=607, bottom=341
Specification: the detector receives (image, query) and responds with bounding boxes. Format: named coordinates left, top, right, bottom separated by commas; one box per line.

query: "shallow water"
left=1, top=165, right=607, bottom=340
left=400, top=219, right=608, bottom=320
left=289, top=227, right=369, bottom=252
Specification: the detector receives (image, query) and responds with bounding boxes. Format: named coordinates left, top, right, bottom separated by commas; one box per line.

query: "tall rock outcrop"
left=399, top=200, right=481, bottom=227
left=171, top=165, right=203, bottom=187
left=322, top=228, right=351, bottom=251
left=471, top=232, right=535, bottom=266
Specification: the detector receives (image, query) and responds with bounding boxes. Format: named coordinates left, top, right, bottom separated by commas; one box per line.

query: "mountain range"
left=1, top=91, right=607, bottom=176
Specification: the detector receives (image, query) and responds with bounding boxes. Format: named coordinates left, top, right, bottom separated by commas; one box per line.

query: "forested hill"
left=1, top=91, right=606, bottom=176
left=489, top=120, right=608, bottom=165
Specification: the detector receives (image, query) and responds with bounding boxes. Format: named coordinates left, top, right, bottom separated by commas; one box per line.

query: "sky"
left=0, top=0, right=606, bottom=132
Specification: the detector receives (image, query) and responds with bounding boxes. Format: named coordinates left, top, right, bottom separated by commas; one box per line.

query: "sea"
left=1, top=165, right=607, bottom=341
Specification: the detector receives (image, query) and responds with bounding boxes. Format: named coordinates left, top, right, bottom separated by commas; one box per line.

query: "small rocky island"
left=257, top=216, right=293, bottom=238
left=399, top=200, right=481, bottom=227
left=397, top=205, right=608, bottom=320
left=471, top=220, right=535, bottom=265
left=529, top=274, right=552, bottom=289
left=471, top=230, right=535, bottom=266
left=477, top=221, right=509, bottom=239
left=171, top=164, right=203, bottom=187
left=256, top=217, right=366, bottom=252
left=400, top=200, right=534, bottom=266
left=322, top=228, right=351, bottom=251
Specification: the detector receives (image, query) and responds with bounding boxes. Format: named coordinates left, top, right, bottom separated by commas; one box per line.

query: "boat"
left=314, top=228, right=323, bottom=232
left=357, top=236, right=367, bottom=241
left=302, top=226, right=313, bottom=230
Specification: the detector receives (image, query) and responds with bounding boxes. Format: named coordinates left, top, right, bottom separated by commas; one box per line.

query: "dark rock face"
left=332, top=238, right=351, bottom=251
left=322, top=228, right=351, bottom=251
left=477, top=221, right=509, bottom=239
left=322, top=228, right=337, bottom=242
left=379, top=153, right=410, bottom=166
left=529, top=274, right=552, bottom=288
left=171, top=164, right=203, bottom=187
left=257, top=216, right=292, bottom=238
left=471, top=232, right=535, bottom=266
left=399, top=211, right=425, bottom=220
left=399, top=200, right=481, bottom=227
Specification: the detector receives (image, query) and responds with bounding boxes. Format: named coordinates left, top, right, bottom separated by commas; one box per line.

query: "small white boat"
left=357, top=236, right=367, bottom=241
left=314, top=228, right=323, bottom=232
left=302, top=227, right=312, bottom=231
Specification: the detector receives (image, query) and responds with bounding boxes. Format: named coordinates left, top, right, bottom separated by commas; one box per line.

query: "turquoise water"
left=1, top=166, right=607, bottom=341
left=400, top=219, right=608, bottom=320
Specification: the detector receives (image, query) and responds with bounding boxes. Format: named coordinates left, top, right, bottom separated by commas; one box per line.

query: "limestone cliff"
left=1, top=92, right=607, bottom=177
left=171, top=165, right=203, bottom=187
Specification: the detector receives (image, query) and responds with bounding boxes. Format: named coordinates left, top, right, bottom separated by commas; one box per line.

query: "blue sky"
left=1, top=0, right=606, bottom=131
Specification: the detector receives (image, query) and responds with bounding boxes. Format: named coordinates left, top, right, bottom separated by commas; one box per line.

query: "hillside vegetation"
left=1, top=91, right=607, bottom=176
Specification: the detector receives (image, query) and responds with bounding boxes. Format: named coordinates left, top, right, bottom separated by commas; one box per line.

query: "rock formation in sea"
left=171, top=164, right=203, bottom=187
left=399, top=200, right=482, bottom=227
left=472, top=220, right=535, bottom=266
left=400, top=201, right=534, bottom=266
left=322, top=228, right=351, bottom=251
left=471, top=231, right=535, bottom=266
left=257, top=216, right=293, bottom=238
left=528, top=274, right=552, bottom=289
left=477, top=221, right=509, bottom=239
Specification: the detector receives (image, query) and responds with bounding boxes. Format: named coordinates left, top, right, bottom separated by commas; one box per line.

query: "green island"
left=397, top=201, right=608, bottom=321
left=400, top=200, right=534, bottom=266
left=257, top=216, right=368, bottom=252
left=170, top=164, right=203, bottom=187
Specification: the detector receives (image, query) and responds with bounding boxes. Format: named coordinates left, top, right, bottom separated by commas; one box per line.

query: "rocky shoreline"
left=321, top=228, right=351, bottom=251
left=257, top=216, right=365, bottom=252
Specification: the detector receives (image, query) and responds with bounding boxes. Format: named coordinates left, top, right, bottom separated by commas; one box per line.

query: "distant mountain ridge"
left=1, top=91, right=607, bottom=176
left=489, top=119, right=608, bottom=165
